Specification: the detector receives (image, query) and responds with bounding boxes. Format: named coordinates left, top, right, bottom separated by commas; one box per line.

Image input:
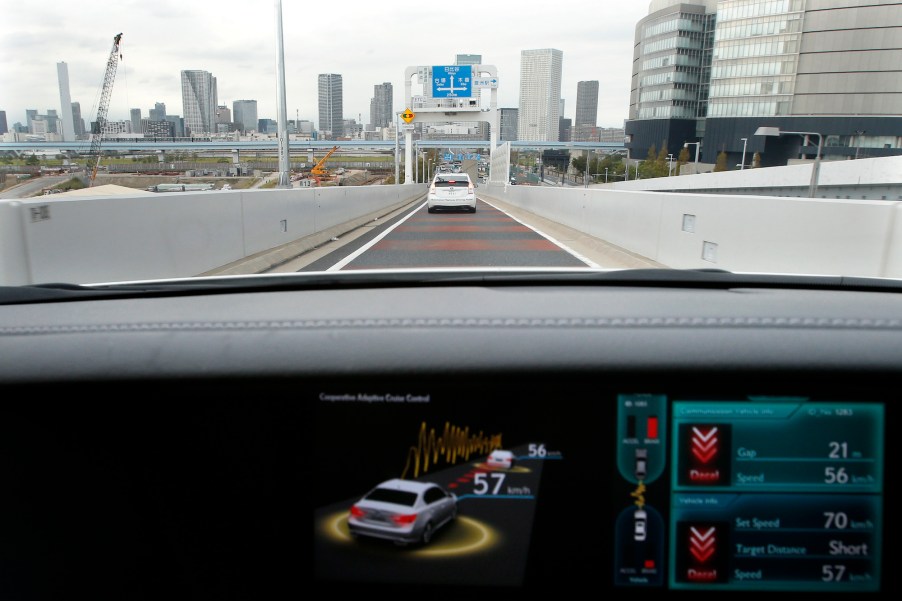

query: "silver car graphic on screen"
left=348, top=478, right=458, bottom=545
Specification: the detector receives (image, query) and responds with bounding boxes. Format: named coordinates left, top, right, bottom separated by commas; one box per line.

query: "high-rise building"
left=25, top=110, right=36, bottom=134
left=130, top=108, right=143, bottom=135
left=258, top=118, right=278, bottom=135
left=0, top=110, right=7, bottom=135
left=575, top=80, right=599, bottom=127
left=56, top=62, right=76, bottom=141
left=232, top=100, right=258, bottom=134
left=625, top=0, right=902, bottom=166
left=559, top=117, right=572, bottom=142
left=500, top=108, right=518, bottom=141
left=181, top=70, right=217, bottom=135
left=71, top=102, right=85, bottom=137
left=370, top=83, right=393, bottom=129
left=164, top=115, right=184, bottom=137
left=318, top=74, right=344, bottom=139
left=517, top=49, right=563, bottom=142
left=149, top=102, right=167, bottom=121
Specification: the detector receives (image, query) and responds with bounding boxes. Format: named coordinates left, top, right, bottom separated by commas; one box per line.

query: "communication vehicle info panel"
left=313, top=386, right=888, bottom=593
left=615, top=395, right=884, bottom=592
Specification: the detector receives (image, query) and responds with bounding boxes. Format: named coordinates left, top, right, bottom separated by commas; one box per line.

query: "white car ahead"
left=486, top=449, right=514, bottom=469
left=427, top=173, right=477, bottom=213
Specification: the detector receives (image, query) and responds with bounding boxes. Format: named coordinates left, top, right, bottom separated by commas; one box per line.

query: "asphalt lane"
left=300, top=198, right=590, bottom=271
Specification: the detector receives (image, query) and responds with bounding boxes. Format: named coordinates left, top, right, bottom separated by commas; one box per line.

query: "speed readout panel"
left=669, top=400, right=883, bottom=591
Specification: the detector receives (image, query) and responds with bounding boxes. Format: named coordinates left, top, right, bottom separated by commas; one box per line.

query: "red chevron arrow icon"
left=691, top=426, right=719, bottom=463
left=689, top=526, right=717, bottom=563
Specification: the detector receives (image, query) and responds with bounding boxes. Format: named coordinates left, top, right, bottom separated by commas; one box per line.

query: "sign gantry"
left=399, top=64, right=500, bottom=184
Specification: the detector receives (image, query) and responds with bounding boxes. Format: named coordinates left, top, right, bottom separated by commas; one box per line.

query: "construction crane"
left=86, top=33, right=123, bottom=187
left=309, top=145, right=339, bottom=184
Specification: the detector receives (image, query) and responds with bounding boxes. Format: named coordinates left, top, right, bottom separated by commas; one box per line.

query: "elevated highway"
left=0, top=139, right=626, bottom=154
left=2, top=156, right=900, bottom=286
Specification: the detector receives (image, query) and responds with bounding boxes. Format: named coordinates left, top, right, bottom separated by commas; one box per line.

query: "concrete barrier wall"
left=4, top=177, right=901, bottom=285
left=481, top=183, right=902, bottom=278
left=0, top=185, right=426, bottom=285
left=612, top=155, right=902, bottom=192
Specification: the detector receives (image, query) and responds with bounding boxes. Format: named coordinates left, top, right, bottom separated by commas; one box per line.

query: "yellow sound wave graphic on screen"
left=401, top=421, right=503, bottom=479
left=630, top=481, right=646, bottom=508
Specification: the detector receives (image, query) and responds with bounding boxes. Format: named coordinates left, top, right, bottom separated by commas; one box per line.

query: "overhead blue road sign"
left=432, top=65, right=472, bottom=98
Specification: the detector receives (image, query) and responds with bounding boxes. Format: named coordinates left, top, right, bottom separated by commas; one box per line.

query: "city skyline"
left=0, top=1, right=649, bottom=132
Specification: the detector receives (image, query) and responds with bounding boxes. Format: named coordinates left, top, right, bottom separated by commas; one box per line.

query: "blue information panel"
left=443, top=152, right=481, bottom=162
left=431, top=65, right=472, bottom=98
left=614, top=396, right=884, bottom=592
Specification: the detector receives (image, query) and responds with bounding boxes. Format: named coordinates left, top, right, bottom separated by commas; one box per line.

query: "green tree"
left=638, top=145, right=658, bottom=179
left=714, top=151, right=729, bottom=172
left=59, top=177, right=86, bottom=191
left=25, top=154, right=40, bottom=166
left=677, top=147, right=690, bottom=174
left=571, top=155, right=587, bottom=175
left=638, top=143, right=672, bottom=179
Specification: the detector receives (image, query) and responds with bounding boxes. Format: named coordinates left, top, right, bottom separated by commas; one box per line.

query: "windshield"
left=1, top=1, right=900, bottom=287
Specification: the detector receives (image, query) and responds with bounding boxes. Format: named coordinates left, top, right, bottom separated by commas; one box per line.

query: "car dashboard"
left=0, top=268, right=899, bottom=599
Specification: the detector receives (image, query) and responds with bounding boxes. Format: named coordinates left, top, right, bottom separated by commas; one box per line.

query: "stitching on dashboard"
left=4, top=316, right=902, bottom=335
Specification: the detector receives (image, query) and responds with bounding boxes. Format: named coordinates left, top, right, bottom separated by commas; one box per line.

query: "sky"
left=0, top=0, right=651, bottom=130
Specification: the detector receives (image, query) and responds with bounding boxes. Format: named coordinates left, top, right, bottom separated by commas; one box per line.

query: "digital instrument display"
left=312, top=384, right=889, bottom=594
left=615, top=396, right=883, bottom=592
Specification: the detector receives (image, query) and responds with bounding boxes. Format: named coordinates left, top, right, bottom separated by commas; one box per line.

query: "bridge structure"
left=0, top=140, right=626, bottom=154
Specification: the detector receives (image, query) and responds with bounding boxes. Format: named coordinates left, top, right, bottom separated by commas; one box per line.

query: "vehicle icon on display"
left=347, top=478, right=458, bottom=546
left=486, top=449, right=515, bottom=469
left=634, top=509, right=647, bottom=542
left=635, top=448, right=647, bottom=481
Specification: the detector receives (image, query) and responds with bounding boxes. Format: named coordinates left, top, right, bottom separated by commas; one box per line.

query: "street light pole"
left=683, top=142, right=700, bottom=173
left=740, top=137, right=748, bottom=170
left=394, top=112, right=400, bottom=183
left=754, top=127, right=824, bottom=198
left=809, top=133, right=824, bottom=198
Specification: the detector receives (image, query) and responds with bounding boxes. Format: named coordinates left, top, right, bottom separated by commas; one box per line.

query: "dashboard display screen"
left=615, top=395, right=883, bottom=592
left=313, top=383, right=890, bottom=595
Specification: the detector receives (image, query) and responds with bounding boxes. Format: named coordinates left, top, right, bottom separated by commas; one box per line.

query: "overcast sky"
left=1, top=0, right=651, bottom=130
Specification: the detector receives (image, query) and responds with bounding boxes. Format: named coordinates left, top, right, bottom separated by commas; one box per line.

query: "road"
left=0, top=175, right=70, bottom=199
left=270, top=194, right=663, bottom=273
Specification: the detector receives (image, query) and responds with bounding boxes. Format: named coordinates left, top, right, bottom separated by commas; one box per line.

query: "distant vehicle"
left=486, top=449, right=514, bottom=469
left=348, top=478, right=458, bottom=545
left=428, top=173, right=476, bottom=213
